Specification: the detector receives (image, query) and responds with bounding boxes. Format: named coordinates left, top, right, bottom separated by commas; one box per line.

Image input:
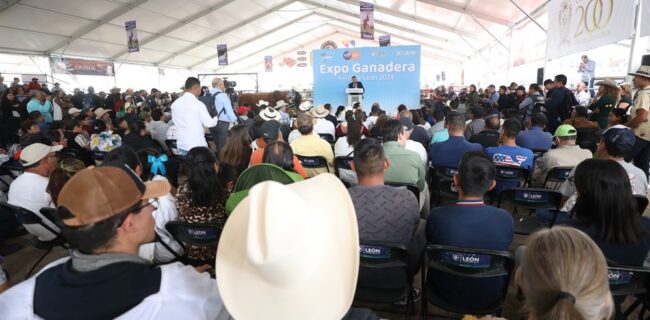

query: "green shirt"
left=383, top=141, right=426, bottom=190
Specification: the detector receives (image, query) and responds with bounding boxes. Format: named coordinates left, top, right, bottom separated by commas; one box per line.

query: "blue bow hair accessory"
left=148, top=154, right=168, bottom=176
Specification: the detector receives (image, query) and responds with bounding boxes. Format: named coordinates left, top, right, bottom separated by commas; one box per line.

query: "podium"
left=346, top=88, right=364, bottom=107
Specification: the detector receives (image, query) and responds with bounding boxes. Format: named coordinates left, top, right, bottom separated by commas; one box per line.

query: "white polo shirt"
left=8, top=172, right=59, bottom=241
left=170, top=93, right=218, bottom=152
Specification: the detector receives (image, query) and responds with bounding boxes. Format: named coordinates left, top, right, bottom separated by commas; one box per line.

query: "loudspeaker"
left=537, top=68, right=544, bottom=85
left=441, top=72, right=446, bottom=81
left=642, top=54, right=650, bottom=66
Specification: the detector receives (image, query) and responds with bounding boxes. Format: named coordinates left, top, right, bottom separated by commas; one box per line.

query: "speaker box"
left=537, top=68, right=544, bottom=85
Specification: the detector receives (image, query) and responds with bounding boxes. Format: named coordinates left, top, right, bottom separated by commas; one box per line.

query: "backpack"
left=198, top=92, right=222, bottom=118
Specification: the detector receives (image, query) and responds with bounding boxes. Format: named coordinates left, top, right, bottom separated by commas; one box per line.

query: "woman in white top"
left=334, top=113, right=364, bottom=185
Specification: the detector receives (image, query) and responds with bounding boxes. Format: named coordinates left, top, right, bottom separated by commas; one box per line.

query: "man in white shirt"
left=148, top=109, right=172, bottom=150
left=8, top=143, right=62, bottom=241
left=0, top=164, right=229, bottom=319
left=170, top=77, right=218, bottom=154
left=311, top=104, right=336, bottom=138
left=574, top=82, right=591, bottom=107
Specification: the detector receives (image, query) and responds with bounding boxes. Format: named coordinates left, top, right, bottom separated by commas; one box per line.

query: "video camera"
left=223, top=77, right=238, bottom=106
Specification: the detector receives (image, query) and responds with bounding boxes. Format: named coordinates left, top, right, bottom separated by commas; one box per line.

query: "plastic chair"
left=607, top=265, right=650, bottom=318
left=531, top=149, right=547, bottom=161
left=429, top=166, right=459, bottom=206
left=334, top=156, right=354, bottom=177
left=421, top=244, right=514, bottom=318
left=0, top=203, right=67, bottom=279
left=355, top=241, right=415, bottom=319
left=635, top=195, right=649, bottom=216
left=542, top=166, right=573, bottom=188
left=318, top=133, right=335, bottom=144
left=296, top=155, right=330, bottom=173
left=497, top=188, right=563, bottom=235
left=165, top=221, right=222, bottom=251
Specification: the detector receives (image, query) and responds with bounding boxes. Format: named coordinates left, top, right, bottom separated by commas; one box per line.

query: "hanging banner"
left=264, top=56, right=273, bottom=72
left=217, top=44, right=228, bottom=66
left=379, top=35, right=391, bottom=47
left=360, top=1, right=374, bottom=40
left=642, top=0, right=650, bottom=37
left=51, top=57, right=114, bottom=76
left=125, top=20, right=139, bottom=53
left=547, top=0, right=635, bottom=59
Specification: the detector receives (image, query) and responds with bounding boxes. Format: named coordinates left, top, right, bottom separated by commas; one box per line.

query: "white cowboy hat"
left=311, top=104, right=329, bottom=119
left=257, top=99, right=269, bottom=107
left=94, top=108, right=110, bottom=118
left=260, top=107, right=280, bottom=121
left=298, top=101, right=312, bottom=111
left=274, top=100, right=288, bottom=109
left=68, top=107, right=82, bottom=115
left=216, top=174, right=359, bottom=320
left=629, top=65, right=650, bottom=78
left=595, top=78, right=618, bottom=89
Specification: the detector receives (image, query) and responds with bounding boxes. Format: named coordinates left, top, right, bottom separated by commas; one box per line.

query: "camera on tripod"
left=223, top=77, right=238, bottom=106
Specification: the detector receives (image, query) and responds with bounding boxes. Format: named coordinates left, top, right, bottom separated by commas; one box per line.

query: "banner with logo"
left=51, top=57, right=115, bottom=76
left=217, top=44, right=228, bottom=66
left=125, top=20, right=139, bottom=53
left=264, top=55, right=272, bottom=72
left=360, top=2, right=374, bottom=40
left=313, top=45, right=420, bottom=112
left=547, top=0, right=635, bottom=59
left=379, top=35, right=391, bottom=47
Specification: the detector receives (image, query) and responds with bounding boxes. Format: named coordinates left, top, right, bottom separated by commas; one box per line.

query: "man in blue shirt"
left=429, top=111, right=483, bottom=169
left=209, top=77, right=236, bottom=154
left=426, top=151, right=514, bottom=311
left=486, top=119, right=534, bottom=194
left=516, top=112, right=553, bottom=151
left=27, top=91, right=53, bottom=123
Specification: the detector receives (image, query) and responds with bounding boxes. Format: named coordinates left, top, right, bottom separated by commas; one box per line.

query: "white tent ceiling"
left=0, top=0, right=547, bottom=71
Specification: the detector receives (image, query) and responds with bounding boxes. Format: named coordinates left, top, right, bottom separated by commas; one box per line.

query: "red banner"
left=51, top=57, right=115, bottom=76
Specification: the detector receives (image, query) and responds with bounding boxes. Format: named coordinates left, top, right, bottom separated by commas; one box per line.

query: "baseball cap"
left=236, top=106, right=249, bottom=116
left=19, top=143, right=63, bottom=167
left=58, top=164, right=170, bottom=226
left=68, top=107, right=82, bottom=115
left=554, top=124, right=577, bottom=137
left=260, top=120, right=280, bottom=142
left=399, top=117, right=414, bottom=130
left=601, top=125, right=635, bottom=149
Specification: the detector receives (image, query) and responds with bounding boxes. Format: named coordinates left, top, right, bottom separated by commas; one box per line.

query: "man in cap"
left=249, top=120, right=308, bottom=178
left=532, top=124, right=592, bottom=186
left=8, top=143, right=62, bottom=241
left=311, top=104, right=336, bottom=138
left=290, top=113, right=334, bottom=177
left=625, top=64, right=650, bottom=178
left=274, top=100, right=292, bottom=127
left=559, top=125, right=647, bottom=213
left=67, top=107, right=82, bottom=118
left=0, top=164, right=230, bottom=319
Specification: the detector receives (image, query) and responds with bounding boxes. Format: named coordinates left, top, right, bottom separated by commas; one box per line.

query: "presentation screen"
left=312, top=45, right=421, bottom=113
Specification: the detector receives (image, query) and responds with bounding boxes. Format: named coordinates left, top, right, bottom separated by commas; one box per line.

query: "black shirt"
left=123, top=133, right=161, bottom=153
left=469, top=130, right=500, bottom=149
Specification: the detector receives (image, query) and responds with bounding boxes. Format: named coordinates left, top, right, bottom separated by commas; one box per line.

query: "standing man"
left=578, top=55, right=596, bottom=97
left=574, top=82, right=591, bottom=107
left=209, top=77, right=236, bottom=154
left=348, top=76, right=364, bottom=95
left=27, top=91, right=53, bottom=123
left=171, top=77, right=219, bottom=154
left=625, top=64, right=650, bottom=178
left=546, top=74, right=577, bottom=133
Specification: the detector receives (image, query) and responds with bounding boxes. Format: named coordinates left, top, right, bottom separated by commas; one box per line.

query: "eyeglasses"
left=133, top=198, right=159, bottom=213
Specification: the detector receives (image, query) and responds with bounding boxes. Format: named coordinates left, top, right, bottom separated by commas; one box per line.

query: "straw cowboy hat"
left=94, top=108, right=110, bottom=118
left=311, top=104, right=329, bottom=119
left=595, top=78, right=618, bottom=89
left=629, top=65, right=650, bottom=78
left=216, top=174, right=359, bottom=320
left=257, top=99, right=269, bottom=107
left=260, top=107, right=280, bottom=121
left=298, top=101, right=312, bottom=112
left=274, top=100, right=288, bottom=109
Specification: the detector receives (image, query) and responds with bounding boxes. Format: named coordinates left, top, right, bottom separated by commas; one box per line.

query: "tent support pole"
left=627, top=0, right=643, bottom=78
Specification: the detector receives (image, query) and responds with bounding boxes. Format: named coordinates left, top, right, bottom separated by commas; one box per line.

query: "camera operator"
left=209, top=77, right=237, bottom=154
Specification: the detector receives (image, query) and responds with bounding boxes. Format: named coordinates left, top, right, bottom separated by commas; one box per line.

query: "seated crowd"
left=0, top=71, right=649, bottom=320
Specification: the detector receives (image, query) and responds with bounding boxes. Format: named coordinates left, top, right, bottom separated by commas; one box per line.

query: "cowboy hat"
left=216, top=174, right=359, bottom=320
left=311, top=104, right=329, bottom=119
left=68, top=107, right=82, bottom=115
left=274, top=100, right=288, bottom=109
left=260, top=107, right=280, bottom=121
left=298, top=101, right=312, bottom=111
left=595, top=78, right=618, bottom=88
left=94, top=108, right=110, bottom=118
left=257, top=99, right=269, bottom=107
left=629, top=65, right=650, bottom=78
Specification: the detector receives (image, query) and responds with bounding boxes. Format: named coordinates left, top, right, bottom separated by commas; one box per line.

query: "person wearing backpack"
left=199, top=78, right=236, bottom=156
left=546, top=74, right=577, bottom=133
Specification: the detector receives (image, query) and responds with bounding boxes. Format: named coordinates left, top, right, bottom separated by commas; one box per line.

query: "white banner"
left=547, top=0, right=636, bottom=59
left=641, top=0, right=650, bottom=37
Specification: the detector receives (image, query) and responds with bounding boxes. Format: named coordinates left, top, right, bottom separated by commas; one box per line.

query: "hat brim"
left=141, top=180, right=171, bottom=200
left=311, top=110, right=329, bottom=118
left=216, top=174, right=359, bottom=319
left=629, top=72, right=650, bottom=78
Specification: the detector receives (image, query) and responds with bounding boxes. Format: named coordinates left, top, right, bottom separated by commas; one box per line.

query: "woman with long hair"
left=564, top=158, right=650, bottom=266
left=589, top=79, right=619, bottom=129
left=219, top=124, right=251, bottom=176
left=517, top=227, right=613, bottom=320
left=617, top=83, right=633, bottom=111
left=122, top=120, right=159, bottom=152
left=608, top=108, right=628, bottom=127
left=46, top=158, right=86, bottom=206
left=175, top=146, right=229, bottom=265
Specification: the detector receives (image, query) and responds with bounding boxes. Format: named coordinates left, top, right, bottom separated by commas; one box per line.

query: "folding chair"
left=497, top=188, right=563, bottom=235
left=487, top=166, right=531, bottom=203
left=165, top=221, right=222, bottom=263
left=334, top=157, right=354, bottom=177
left=542, top=166, right=573, bottom=188
left=385, top=183, right=420, bottom=205
left=429, top=166, right=459, bottom=206
left=607, top=265, right=650, bottom=318
left=355, top=241, right=415, bottom=319
left=165, top=139, right=184, bottom=159
left=296, top=155, right=330, bottom=173
left=92, top=150, right=108, bottom=162
left=421, top=245, right=514, bottom=318
left=318, top=133, right=335, bottom=144
left=531, top=149, right=547, bottom=161
left=635, top=195, right=649, bottom=216
left=576, top=128, right=600, bottom=153
left=0, top=203, right=67, bottom=279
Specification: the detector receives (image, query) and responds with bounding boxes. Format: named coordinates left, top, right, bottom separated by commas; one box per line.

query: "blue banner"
left=312, top=45, right=421, bottom=113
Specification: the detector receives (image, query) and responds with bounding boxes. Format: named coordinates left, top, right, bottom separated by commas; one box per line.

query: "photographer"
left=209, top=77, right=236, bottom=154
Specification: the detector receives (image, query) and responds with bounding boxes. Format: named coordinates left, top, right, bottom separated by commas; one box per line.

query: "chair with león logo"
left=497, top=188, right=562, bottom=235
